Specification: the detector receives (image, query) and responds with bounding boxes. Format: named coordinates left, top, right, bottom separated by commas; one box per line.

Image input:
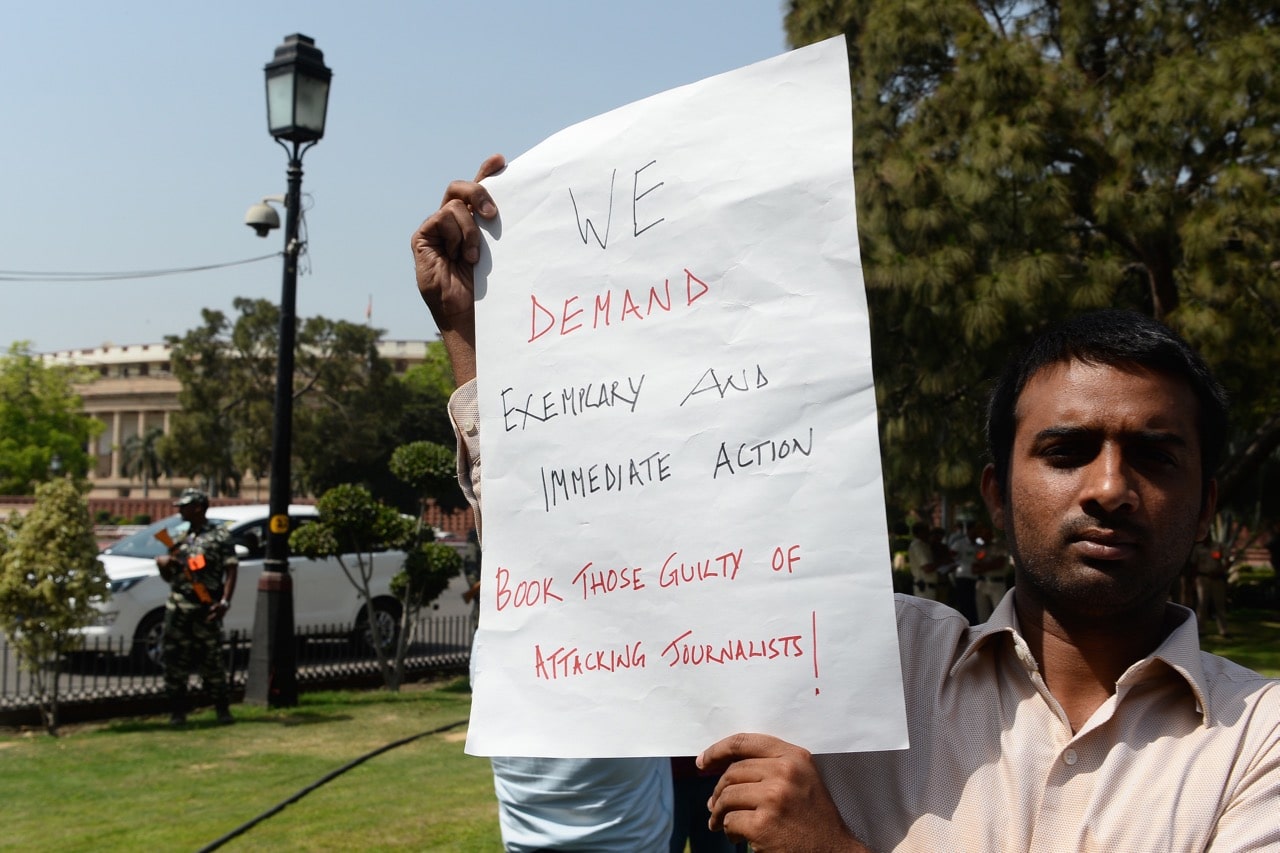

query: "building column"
left=110, top=411, right=122, bottom=479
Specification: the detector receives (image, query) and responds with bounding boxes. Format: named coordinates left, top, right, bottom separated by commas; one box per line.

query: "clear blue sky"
left=0, top=1, right=788, bottom=354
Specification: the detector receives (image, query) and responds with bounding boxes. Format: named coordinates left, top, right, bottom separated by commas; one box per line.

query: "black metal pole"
left=245, top=146, right=303, bottom=707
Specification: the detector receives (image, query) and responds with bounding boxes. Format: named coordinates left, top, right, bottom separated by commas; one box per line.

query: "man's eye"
left=1136, top=447, right=1178, bottom=467
left=1041, top=445, right=1089, bottom=465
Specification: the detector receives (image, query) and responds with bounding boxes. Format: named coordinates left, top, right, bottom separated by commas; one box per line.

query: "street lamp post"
left=244, top=33, right=332, bottom=708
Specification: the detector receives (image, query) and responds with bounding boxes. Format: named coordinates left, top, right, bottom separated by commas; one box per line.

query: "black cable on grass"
left=197, top=718, right=469, bottom=852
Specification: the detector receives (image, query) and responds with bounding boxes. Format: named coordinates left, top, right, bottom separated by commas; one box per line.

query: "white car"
left=83, top=504, right=470, bottom=668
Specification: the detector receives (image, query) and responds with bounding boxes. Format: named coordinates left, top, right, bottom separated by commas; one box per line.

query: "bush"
left=393, top=541, right=463, bottom=611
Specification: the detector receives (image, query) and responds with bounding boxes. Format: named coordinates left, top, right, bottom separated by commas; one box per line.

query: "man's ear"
left=980, top=463, right=1005, bottom=531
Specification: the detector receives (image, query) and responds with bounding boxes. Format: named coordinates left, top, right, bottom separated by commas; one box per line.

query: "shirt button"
left=1063, top=749, right=1078, bottom=766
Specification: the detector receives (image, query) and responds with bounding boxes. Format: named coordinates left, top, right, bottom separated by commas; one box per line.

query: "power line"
left=0, top=252, right=281, bottom=282
left=196, top=717, right=470, bottom=852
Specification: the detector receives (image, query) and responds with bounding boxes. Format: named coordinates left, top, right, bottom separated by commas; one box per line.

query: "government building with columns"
left=42, top=339, right=431, bottom=499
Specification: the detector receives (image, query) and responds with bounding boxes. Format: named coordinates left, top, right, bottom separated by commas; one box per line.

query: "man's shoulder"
left=1198, top=649, right=1280, bottom=715
left=201, top=524, right=236, bottom=553
left=894, top=593, right=966, bottom=620
left=203, top=524, right=232, bottom=542
left=893, top=595, right=974, bottom=650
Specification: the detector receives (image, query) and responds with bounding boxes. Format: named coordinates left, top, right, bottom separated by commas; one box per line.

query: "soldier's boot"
left=215, top=702, right=234, bottom=725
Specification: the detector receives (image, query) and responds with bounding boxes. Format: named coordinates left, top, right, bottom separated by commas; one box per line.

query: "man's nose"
left=1081, top=444, right=1138, bottom=515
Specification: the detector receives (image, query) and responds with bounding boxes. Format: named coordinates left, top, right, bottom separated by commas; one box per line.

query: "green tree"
left=166, top=300, right=455, bottom=506
left=785, top=0, right=1280, bottom=509
left=388, top=440, right=464, bottom=686
left=402, top=340, right=458, bottom=403
left=0, top=478, right=106, bottom=735
left=120, top=426, right=170, bottom=498
left=290, top=315, right=411, bottom=500
left=391, top=344, right=467, bottom=512
left=389, top=441, right=458, bottom=519
left=390, top=542, right=463, bottom=687
left=289, top=484, right=414, bottom=690
left=164, top=309, right=243, bottom=496
left=0, top=343, right=102, bottom=494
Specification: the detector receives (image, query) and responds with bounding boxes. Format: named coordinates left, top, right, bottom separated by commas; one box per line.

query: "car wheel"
left=132, top=610, right=167, bottom=672
left=354, top=599, right=400, bottom=655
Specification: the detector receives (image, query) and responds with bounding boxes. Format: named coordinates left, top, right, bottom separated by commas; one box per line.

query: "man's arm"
left=698, top=733, right=870, bottom=852
left=219, top=563, right=237, bottom=612
left=413, top=155, right=506, bottom=532
left=410, top=153, right=506, bottom=387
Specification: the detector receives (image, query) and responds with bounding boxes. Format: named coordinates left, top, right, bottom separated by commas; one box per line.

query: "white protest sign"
left=466, top=35, right=906, bottom=758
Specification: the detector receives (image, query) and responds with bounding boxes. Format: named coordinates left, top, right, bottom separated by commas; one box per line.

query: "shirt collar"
left=950, top=593, right=1213, bottom=723
left=950, top=590, right=1021, bottom=677
left=1139, top=602, right=1213, bottom=723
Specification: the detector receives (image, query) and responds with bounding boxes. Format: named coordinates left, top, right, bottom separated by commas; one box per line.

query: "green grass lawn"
left=0, top=679, right=502, bottom=852
left=2, top=611, right=1276, bottom=852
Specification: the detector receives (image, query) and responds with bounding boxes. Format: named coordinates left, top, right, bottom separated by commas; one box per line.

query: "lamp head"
left=264, top=34, right=332, bottom=145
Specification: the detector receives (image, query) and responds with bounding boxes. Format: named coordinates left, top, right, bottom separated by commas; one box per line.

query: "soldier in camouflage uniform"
left=155, top=488, right=238, bottom=726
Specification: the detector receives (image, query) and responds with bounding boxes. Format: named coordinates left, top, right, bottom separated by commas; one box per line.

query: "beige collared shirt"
left=819, top=594, right=1280, bottom=852
left=449, top=382, right=1280, bottom=851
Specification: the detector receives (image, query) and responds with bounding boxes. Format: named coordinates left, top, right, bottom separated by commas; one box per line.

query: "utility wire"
left=0, top=253, right=281, bottom=283
left=196, top=717, right=469, bottom=852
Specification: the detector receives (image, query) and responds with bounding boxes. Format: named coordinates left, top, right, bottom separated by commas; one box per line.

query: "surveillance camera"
left=244, top=201, right=281, bottom=238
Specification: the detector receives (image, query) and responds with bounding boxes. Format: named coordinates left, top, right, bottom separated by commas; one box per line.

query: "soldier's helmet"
left=174, top=488, right=210, bottom=508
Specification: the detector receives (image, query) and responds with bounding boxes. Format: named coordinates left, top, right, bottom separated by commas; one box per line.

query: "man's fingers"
left=414, top=200, right=479, bottom=264
left=439, top=177, right=495, bottom=215
left=707, top=755, right=774, bottom=828
left=474, top=152, right=506, bottom=183
left=438, top=153, right=504, bottom=220
left=710, top=780, right=762, bottom=838
left=698, top=732, right=789, bottom=772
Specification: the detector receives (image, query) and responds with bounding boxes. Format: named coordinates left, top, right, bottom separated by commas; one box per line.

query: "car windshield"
left=101, top=513, right=229, bottom=558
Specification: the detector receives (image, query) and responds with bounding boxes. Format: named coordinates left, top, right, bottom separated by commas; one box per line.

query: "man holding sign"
left=414, top=154, right=673, bottom=852
left=415, top=156, right=1279, bottom=852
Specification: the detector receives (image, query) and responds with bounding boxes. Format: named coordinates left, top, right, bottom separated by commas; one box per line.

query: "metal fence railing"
left=0, top=613, right=474, bottom=716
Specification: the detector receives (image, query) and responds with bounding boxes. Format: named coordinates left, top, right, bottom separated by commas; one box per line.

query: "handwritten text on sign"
left=465, top=36, right=907, bottom=758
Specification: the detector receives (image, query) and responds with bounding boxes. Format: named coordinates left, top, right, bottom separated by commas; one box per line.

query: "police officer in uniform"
left=155, top=488, right=237, bottom=726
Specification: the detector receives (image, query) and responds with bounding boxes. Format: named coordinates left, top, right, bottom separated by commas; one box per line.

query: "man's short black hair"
left=985, top=309, right=1228, bottom=497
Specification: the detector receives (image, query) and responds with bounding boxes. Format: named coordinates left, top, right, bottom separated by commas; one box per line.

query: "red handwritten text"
left=660, top=629, right=804, bottom=668
left=658, top=549, right=744, bottom=589
left=534, top=641, right=646, bottom=680
left=572, top=562, right=646, bottom=601
left=771, top=545, right=802, bottom=574
left=528, top=269, right=710, bottom=343
left=495, top=567, right=564, bottom=612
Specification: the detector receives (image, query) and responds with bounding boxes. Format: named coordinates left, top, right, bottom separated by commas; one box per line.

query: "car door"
left=288, top=516, right=367, bottom=629
left=225, top=520, right=268, bottom=637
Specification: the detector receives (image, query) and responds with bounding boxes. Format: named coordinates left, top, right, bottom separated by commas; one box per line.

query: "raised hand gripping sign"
left=467, top=36, right=907, bottom=758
